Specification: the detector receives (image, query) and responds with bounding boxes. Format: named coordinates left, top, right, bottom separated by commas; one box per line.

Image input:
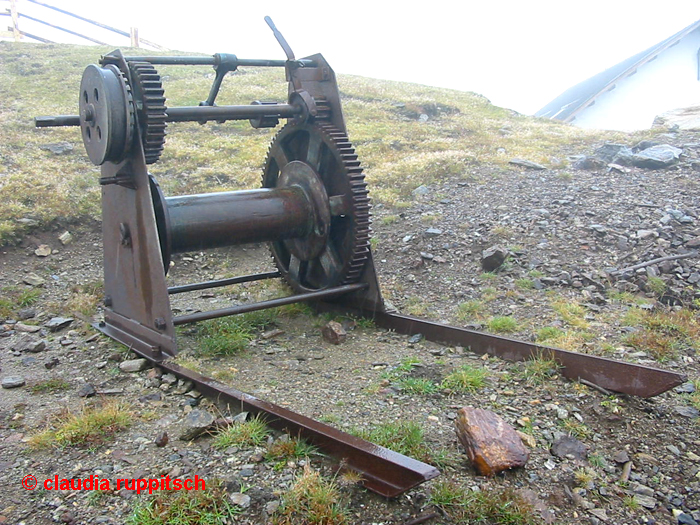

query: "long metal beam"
left=126, top=352, right=439, bottom=498
left=319, top=306, right=686, bottom=398
left=379, top=311, right=685, bottom=398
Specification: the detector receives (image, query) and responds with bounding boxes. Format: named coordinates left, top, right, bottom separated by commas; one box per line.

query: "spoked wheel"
left=262, top=123, right=371, bottom=292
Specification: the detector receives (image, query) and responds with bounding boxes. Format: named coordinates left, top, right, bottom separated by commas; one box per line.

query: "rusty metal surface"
left=164, top=188, right=313, bottom=253
left=363, top=310, right=685, bottom=398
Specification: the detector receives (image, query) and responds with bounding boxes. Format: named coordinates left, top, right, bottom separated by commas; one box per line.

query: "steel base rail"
left=128, top=348, right=439, bottom=498
left=319, top=305, right=686, bottom=399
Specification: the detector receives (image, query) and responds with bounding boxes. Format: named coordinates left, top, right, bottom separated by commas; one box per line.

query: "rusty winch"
left=35, top=18, right=686, bottom=497
left=37, top=18, right=381, bottom=357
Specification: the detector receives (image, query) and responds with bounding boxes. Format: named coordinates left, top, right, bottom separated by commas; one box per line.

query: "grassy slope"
left=0, top=41, right=620, bottom=244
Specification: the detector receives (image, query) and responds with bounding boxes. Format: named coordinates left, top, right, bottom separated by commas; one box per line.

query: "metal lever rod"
left=121, top=56, right=314, bottom=67
left=173, top=284, right=368, bottom=325
left=265, top=16, right=295, bottom=61
left=35, top=103, right=301, bottom=128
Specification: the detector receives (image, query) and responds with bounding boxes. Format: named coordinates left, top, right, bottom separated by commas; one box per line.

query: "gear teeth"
left=262, top=122, right=372, bottom=290
left=129, top=62, right=168, bottom=164
left=312, top=97, right=331, bottom=122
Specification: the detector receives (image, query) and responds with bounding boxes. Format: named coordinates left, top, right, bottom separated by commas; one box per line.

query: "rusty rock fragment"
left=455, top=407, right=529, bottom=476
left=321, top=321, right=346, bottom=345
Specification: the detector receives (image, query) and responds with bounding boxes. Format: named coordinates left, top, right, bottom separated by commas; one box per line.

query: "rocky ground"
left=0, top=131, right=699, bottom=525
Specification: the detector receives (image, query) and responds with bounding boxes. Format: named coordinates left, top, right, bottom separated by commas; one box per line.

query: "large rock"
left=550, top=435, right=589, bottom=460
left=594, top=143, right=633, bottom=163
left=178, top=409, right=215, bottom=441
left=632, top=145, right=682, bottom=169
left=455, top=407, right=529, bottom=475
left=40, top=142, right=74, bottom=155
left=11, top=334, right=46, bottom=353
left=2, top=376, right=26, bottom=389
left=45, top=317, right=73, bottom=332
left=321, top=321, right=346, bottom=345
left=119, top=358, right=149, bottom=373
left=23, top=273, right=45, bottom=286
left=481, top=246, right=508, bottom=272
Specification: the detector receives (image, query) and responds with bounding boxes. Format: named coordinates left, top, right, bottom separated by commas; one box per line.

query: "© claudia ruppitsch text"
left=42, top=475, right=205, bottom=494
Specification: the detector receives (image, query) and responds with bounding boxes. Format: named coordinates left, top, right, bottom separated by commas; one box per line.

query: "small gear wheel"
left=262, top=122, right=371, bottom=292
left=129, top=62, right=167, bottom=164
left=78, top=64, right=135, bottom=165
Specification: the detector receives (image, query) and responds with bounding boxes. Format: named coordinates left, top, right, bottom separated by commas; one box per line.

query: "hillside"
left=1, top=42, right=699, bottom=525
left=0, top=41, right=615, bottom=244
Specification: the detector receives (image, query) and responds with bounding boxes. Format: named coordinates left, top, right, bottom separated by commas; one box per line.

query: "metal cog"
left=78, top=64, right=135, bottom=166
left=262, top=122, right=371, bottom=292
left=128, top=62, right=167, bottom=164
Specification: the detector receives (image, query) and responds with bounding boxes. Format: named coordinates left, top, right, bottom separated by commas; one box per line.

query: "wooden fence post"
left=130, top=26, right=139, bottom=47
left=10, top=0, right=21, bottom=41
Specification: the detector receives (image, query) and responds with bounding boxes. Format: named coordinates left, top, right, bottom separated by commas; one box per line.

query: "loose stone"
left=1, top=376, right=26, bottom=389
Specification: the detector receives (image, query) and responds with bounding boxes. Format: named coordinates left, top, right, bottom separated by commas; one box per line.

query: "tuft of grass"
left=381, top=357, right=421, bottom=382
left=128, top=479, right=237, bottom=525
left=29, top=378, right=71, bottom=394
left=515, top=278, right=535, bottom=290
left=0, top=287, right=42, bottom=318
left=487, top=316, right=519, bottom=333
left=456, top=299, right=486, bottom=322
left=515, top=353, right=561, bottom=385
left=429, top=481, right=539, bottom=525
left=535, top=326, right=565, bottom=342
left=196, top=310, right=276, bottom=356
left=646, top=276, right=667, bottom=296
left=274, top=466, right=348, bottom=525
left=212, top=415, right=270, bottom=449
left=559, top=419, right=592, bottom=440
left=404, top=296, right=429, bottom=316
left=266, top=436, right=319, bottom=464
left=29, top=400, right=132, bottom=449
left=574, top=467, right=596, bottom=487
left=623, top=495, right=640, bottom=510
left=396, top=377, right=438, bottom=394
left=551, top=300, right=589, bottom=329
left=608, top=290, right=636, bottom=303
left=64, top=281, right=103, bottom=317
left=624, top=331, right=677, bottom=361
left=441, top=364, right=488, bottom=393
left=479, top=272, right=499, bottom=283
left=379, top=214, right=400, bottom=226
left=623, top=308, right=699, bottom=361
left=353, top=421, right=434, bottom=464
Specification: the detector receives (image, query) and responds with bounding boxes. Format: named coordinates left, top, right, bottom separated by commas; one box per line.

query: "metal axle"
left=35, top=103, right=300, bottom=128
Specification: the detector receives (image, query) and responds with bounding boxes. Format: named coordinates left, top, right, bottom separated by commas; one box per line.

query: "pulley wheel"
left=79, top=64, right=133, bottom=165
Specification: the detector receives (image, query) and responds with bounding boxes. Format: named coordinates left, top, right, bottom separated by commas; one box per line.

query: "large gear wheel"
left=128, top=62, right=167, bottom=164
left=262, top=123, right=371, bottom=292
